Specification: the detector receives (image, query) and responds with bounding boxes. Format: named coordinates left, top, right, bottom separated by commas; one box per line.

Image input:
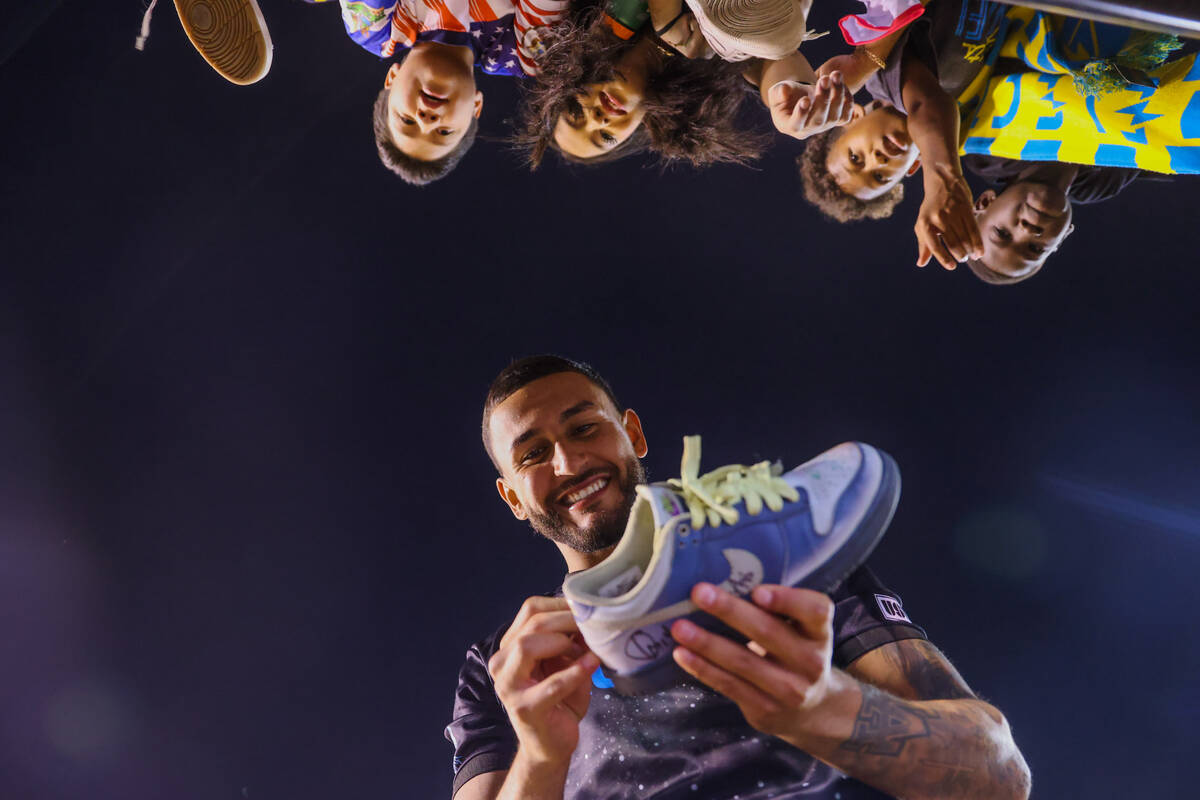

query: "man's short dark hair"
left=798, top=128, right=905, bottom=223
left=482, top=355, right=622, bottom=470
left=372, top=85, right=479, bottom=186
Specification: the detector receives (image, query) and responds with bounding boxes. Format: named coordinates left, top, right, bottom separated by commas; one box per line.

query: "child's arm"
left=900, top=58, right=984, bottom=269
left=815, top=23, right=909, bottom=95
left=825, top=0, right=931, bottom=91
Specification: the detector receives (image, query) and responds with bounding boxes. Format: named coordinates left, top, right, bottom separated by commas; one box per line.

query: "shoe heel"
left=799, top=446, right=901, bottom=593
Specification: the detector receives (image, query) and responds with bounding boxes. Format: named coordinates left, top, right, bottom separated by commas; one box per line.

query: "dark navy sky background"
left=2, top=2, right=1198, bottom=798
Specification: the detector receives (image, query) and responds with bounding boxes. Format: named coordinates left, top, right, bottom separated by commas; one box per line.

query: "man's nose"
left=551, top=441, right=586, bottom=474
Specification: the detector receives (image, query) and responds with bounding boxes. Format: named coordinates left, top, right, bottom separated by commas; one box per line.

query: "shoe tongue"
left=639, top=483, right=688, bottom=529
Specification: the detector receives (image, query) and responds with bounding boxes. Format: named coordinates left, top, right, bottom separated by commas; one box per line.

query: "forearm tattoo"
left=830, top=640, right=1032, bottom=798
left=878, top=639, right=977, bottom=702
left=840, top=684, right=938, bottom=757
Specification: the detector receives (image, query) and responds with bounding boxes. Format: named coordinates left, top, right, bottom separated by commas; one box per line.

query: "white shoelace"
left=134, top=0, right=160, bottom=51
left=666, top=436, right=799, bottom=529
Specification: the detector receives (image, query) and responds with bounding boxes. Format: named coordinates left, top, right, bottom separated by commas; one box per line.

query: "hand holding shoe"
left=670, top=583, right=837, bottom=739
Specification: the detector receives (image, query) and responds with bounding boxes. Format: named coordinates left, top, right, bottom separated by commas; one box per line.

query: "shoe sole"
left=176, top=0, right=273, bottom=85
left=606, top=446, right=901, bottom=696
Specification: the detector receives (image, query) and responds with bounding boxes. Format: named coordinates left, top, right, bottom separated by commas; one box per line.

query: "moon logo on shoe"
left=717, top=549, right=764, bottom=596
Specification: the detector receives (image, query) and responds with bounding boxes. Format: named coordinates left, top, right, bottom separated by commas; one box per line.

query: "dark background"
left=2, top=2, right=1197, bottom=798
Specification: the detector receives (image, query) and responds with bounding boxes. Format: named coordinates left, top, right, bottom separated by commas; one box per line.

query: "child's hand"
left=915, top=163, right=983, bottom=269
left=768, top=73, right=854, bottom=141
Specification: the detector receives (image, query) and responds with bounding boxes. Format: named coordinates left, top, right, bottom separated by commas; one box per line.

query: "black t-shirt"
left=962, top=153, right=1143, bottom=204
left=445, top=566, right=927, bottom=799
left=865, top=0, right=1008, bottom=113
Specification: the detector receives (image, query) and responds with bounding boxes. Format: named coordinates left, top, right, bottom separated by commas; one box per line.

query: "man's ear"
left=906, top=157, right=922, bottom=177
left=496, top=478, right=528, bottom=520
left=1052, top=222, right=1076, bottom=252
left=849, top=102, right=866, bottom=121
left=623, top=409, right=648, bottom=458
left=384, top=62, right=403, bottom=89
left=974, top=189, right=997, bottom=213
left=473, top=90, right=484, bottom=119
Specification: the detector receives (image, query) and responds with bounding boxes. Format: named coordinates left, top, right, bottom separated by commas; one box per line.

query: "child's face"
left=384, top=43, right=482, bottom=162
left=826, top=101, right=919, bottom=200
left=553, top=51, right=649, bottom=160
left=973, top=182, right=1075, bottom=279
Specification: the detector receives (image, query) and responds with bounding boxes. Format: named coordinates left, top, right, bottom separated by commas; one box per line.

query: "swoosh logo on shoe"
left=583, top=549, right=766, bottom=637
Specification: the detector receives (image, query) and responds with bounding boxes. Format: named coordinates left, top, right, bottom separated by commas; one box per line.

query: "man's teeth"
left=566, top=478, right=609, bottom=505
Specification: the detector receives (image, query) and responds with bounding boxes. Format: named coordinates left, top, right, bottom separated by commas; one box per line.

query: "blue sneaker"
left=562, top=436, right=900, bottom=695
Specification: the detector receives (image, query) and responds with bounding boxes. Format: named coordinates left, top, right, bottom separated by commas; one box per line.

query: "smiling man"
left=445, top=354, right=1031, bottom=800
left=330, top=0, right=568, bottom=184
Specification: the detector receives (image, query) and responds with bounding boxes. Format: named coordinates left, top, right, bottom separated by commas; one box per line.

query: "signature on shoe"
left=624, top=624, right=676, bottom=661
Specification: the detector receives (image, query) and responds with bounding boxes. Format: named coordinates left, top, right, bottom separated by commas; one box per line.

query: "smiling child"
left=334, top=0, right=569, bottom=184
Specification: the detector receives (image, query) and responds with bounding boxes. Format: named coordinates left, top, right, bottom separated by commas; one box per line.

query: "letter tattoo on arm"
left=840, top=684, right=938, bottom=757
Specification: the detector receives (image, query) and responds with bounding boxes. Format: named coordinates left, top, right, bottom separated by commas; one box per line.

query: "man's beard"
left=527, top=457, right=647, bottom=554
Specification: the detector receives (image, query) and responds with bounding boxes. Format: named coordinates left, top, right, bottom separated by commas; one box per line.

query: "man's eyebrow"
left=509, top=401, right=598, bottom=453
left=510, top=427, right=538, bottom=452
left=560, top=400, right=596, bottom=421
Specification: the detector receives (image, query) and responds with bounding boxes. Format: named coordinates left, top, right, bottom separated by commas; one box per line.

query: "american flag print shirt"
left=338, top=0, right=569, bottom=76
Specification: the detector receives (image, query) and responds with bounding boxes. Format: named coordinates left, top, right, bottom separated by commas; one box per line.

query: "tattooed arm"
left=830, top=638, right=1031, bottom=799
left=670, top=584, right=1031, bottom=800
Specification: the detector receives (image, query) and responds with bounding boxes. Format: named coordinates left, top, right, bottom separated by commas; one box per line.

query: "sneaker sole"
left=606, top=446, right=901, bottom=696
left=176, top=0, right=273, bottom=85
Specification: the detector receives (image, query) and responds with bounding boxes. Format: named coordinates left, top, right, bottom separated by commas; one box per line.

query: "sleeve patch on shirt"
left=875, top=593, right=910, bottom=623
